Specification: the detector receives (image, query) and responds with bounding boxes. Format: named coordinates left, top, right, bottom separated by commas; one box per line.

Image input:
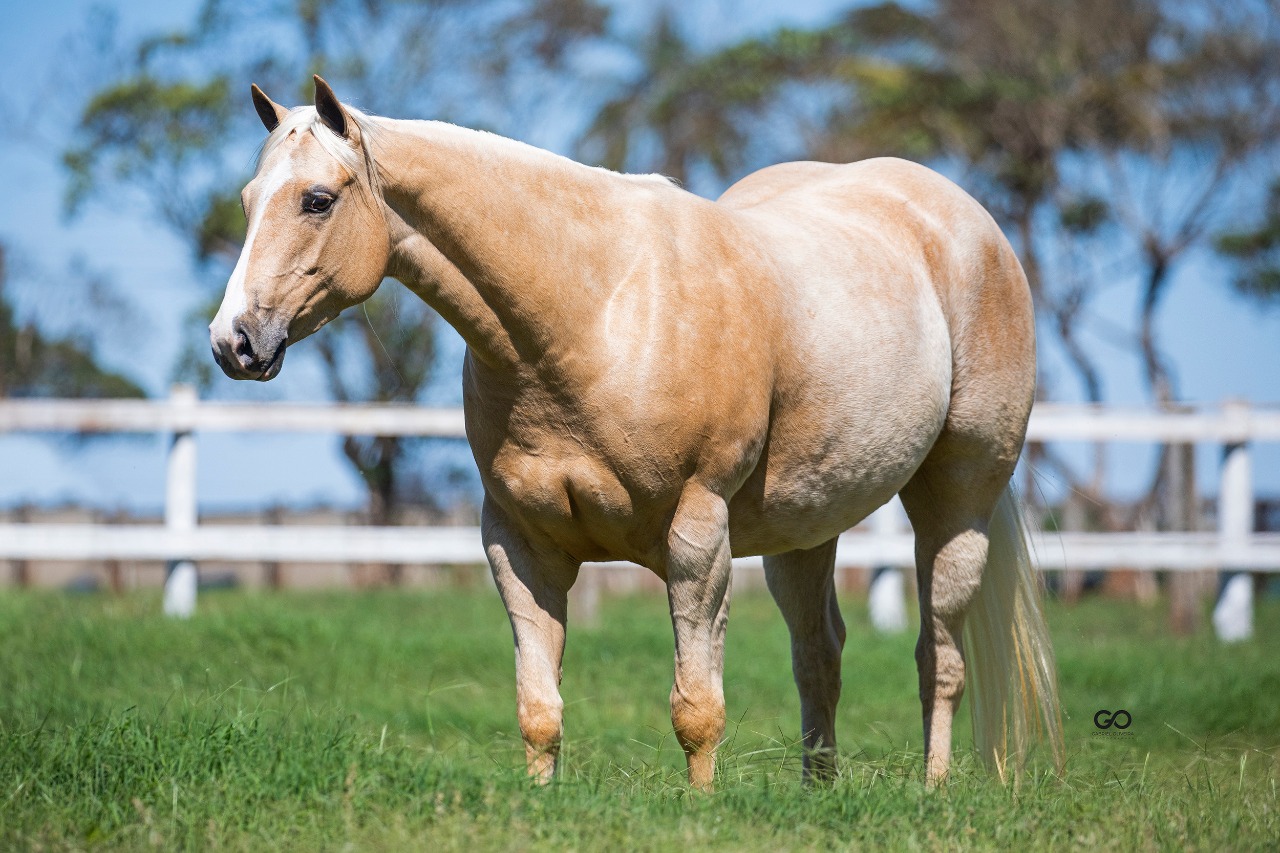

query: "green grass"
left=1, top=587, right=1278, bottom=850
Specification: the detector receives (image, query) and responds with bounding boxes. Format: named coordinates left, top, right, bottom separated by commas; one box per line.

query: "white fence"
left=1, top=390, right=1278, bottom=619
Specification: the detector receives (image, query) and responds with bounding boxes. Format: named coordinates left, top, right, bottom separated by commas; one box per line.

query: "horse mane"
left=257, top=103, right=675, bottom=200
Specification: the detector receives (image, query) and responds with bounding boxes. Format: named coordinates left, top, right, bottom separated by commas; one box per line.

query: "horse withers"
left=211, top=76, right=1063, bottom=789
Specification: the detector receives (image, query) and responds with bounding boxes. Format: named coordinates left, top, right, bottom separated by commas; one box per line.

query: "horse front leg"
left=665, top=487, right=734, bottom=792
left=482, top=497, right=579, bottom=782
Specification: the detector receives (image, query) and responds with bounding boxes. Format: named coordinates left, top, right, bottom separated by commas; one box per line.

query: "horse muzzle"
left=210, top=314, right=288, bottom=381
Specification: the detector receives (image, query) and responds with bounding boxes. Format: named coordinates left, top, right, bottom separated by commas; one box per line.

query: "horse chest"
left=461, top=352, right=766, bottom=564
left=480, top=440, right=667, bottom=563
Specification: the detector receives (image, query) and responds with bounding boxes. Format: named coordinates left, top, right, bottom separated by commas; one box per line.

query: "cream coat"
left=212, top=78, right=1062, bottom=789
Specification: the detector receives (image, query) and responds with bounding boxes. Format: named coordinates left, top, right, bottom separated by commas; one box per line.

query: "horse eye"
left=302, top=192, right=334, bottom=214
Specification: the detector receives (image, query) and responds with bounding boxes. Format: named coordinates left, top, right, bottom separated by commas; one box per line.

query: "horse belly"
left=728, top=422, right=938, bottom=556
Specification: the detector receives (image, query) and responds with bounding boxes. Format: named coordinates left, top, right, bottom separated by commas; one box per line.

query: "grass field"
left=1, top=585, right=1278, bottom=851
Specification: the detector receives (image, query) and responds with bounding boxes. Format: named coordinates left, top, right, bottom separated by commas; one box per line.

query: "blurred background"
left=2, top=0, right=1279, bottom=619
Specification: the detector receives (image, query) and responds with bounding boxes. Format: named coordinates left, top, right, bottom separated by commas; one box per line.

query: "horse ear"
left=250, top=84, right=287, bottom=133
left=313, top=75, right=349, bottom=139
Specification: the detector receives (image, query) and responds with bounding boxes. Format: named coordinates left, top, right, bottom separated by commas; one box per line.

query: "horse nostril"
left=232, top=322, right=256, bottom=367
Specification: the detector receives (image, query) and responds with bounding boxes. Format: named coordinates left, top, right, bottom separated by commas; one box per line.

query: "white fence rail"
left=1, top=524, right=1278, bottom=572
left=2, top=390, right=1278, bottom=581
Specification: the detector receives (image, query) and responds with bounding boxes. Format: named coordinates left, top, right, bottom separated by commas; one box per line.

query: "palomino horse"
left=212, top=77, right=1063, bottom=788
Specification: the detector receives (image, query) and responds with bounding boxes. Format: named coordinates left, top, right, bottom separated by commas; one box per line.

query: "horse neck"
left=374, top=118, right=664, bottom=375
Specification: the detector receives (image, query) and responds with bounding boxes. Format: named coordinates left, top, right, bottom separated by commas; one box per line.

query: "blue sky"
left=1, top=0, right=1278, bottom=514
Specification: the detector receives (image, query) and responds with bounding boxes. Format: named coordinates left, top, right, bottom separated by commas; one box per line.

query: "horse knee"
left=670, top=685, right=725, bottom=755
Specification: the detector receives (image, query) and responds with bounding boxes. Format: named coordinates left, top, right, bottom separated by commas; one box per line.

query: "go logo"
left=1093, top=709, right=1132, bottom=730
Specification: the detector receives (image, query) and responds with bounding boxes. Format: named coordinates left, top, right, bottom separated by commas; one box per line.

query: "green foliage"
left=64, top=76, right=233, bottom=223
left=78, top=76, right=231, bottom=156
left=1058, top=196, right=1110, bottom=235
left=0, top=331, right=145, bottom=399
left=0, top=590, right=1277, bottom=849
left=195, top=189, right=247, bottom=263
left=1216, top=180, right=1280, bottom=303
left=0, top=245, right=144, bottom=399
left=511, top=0, right=609, bottom=63
left=579, top=15, right=852, bottom=183
left=813, top=0, right=1189, bottom=206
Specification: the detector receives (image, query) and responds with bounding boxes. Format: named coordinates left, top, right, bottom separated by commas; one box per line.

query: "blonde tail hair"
left=963, top=487, right=1064, bottom=780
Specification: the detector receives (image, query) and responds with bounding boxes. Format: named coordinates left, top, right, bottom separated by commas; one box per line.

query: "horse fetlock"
left=802, top=736, right=839, bottom=783
left=798, top=697, right=840, bottom=776
left=670, top=685, right=725, bottom=758
left=921, top=694, right=959, bottom=784
left=518, top=698, right=563, bottom=758
left=524, top=743, right=559, bottom=783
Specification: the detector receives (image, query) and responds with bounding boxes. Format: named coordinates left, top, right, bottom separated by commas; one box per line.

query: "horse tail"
left=963, top=486, right=1064, bottom=780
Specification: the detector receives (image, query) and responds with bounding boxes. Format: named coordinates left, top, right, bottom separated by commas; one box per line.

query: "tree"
left=578, top=11, right=846, bottom=188
left=0, top=242, right=145, bottom=399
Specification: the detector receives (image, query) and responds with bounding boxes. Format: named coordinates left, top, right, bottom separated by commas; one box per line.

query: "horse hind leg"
left=898, top=442, right=1014, bottom=786
left=763, top=538, right=845, bottom=781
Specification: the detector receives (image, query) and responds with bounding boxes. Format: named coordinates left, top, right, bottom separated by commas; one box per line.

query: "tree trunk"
left=1138, top=246, right=1198, bottom=618
left=344, top=435, right=405, bottom=587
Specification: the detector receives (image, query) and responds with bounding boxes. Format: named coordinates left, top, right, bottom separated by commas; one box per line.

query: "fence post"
left=1213, top=400, right=1253, bottom=642
left=1059, top=496, right=1086, bottom=604
left=162, top=385, right=199, bottom=618
left=868, top=496, right=908, bottom=633
left=264, top=505, right=283, bottom=590
left=1166, top=440, right=1203, bottom=635
left=11, top=504, right=31, bottom=587
left=103, top=508, right=125, bottom=594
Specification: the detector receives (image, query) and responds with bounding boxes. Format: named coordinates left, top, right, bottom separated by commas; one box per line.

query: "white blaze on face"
left=210, top=157, right=295, bottom=340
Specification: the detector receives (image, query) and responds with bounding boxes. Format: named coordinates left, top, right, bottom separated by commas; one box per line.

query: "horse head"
left=210, top=76, right=388, bottom=381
